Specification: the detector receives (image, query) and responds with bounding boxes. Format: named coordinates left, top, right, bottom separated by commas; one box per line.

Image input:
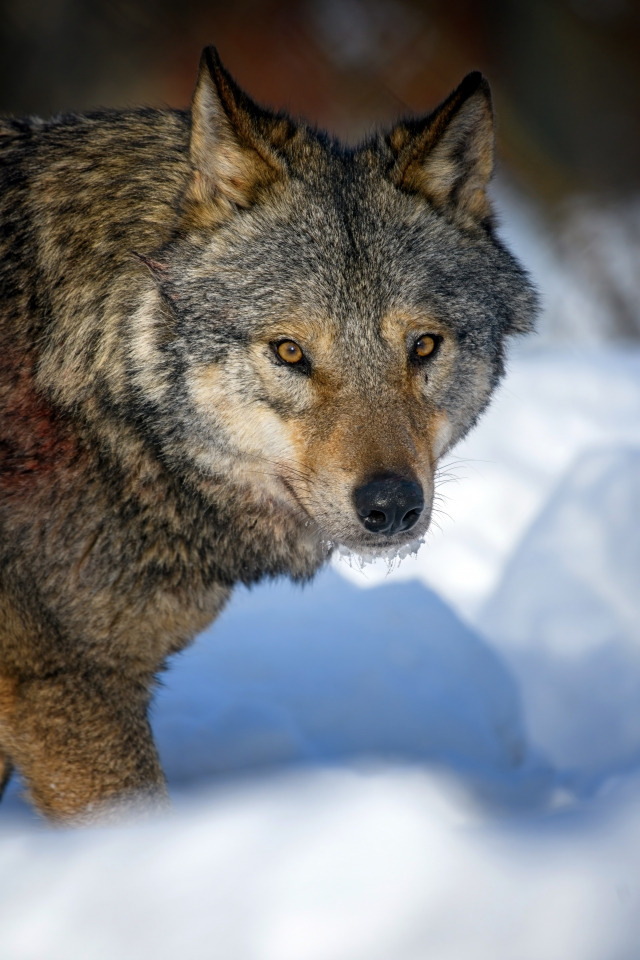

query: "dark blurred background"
left=1, top=0, right=639, bottom=337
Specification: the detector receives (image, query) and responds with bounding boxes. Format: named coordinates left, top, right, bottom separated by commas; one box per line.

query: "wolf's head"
left=132, top=48, right=537, bottom=557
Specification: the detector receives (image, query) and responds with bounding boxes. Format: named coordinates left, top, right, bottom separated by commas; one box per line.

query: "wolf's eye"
left=413, top=334, right=439, bottom=359
left=275, top=340, right=304, bottom=365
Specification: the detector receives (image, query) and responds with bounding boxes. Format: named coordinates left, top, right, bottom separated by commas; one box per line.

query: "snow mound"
left=481, top=446, right=640, bottom=780
left=153, top=570, right=533, bottom=788
left=3, top=767, right=640, bottom=960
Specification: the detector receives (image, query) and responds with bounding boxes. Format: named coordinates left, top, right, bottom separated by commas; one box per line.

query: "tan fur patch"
left=127, top=289, right=176, bottom=405
left=379, top=307, right=449, bottom=346
left=191, top=361, right=296, bottom=468
left=430, top=411, right=453, bottom=460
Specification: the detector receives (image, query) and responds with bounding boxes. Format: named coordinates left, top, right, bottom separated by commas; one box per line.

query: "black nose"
left=354, top=474, right=424, bottom=536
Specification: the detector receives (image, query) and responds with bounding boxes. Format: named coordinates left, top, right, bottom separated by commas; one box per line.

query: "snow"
left=3, top=257, right=640, bottom=954
left=481, top=446, right=640, bottom=780
left=153, top=571, right=532, bottom=784
left=3, top=769, right=640, bottom=960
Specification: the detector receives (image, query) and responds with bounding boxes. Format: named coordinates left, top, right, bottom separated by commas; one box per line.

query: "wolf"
left=0, top=47, right=537, bottom=822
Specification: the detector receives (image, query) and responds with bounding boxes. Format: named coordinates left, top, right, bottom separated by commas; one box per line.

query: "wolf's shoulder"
left=0, top=106, right=190, bottom=155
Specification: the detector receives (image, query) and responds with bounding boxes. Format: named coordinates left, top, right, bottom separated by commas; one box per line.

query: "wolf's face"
left=133, top=50, right=537, bottom=555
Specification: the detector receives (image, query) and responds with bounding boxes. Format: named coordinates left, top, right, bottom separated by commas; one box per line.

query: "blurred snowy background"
left=1, top=2, right=640, bottom=958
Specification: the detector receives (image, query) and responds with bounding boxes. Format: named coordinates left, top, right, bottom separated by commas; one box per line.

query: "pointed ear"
left=186, top=47, right=289, bottom=222
left=388, top=72, right=494, bottom=227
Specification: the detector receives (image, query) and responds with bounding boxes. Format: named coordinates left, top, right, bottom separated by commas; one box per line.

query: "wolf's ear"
left=387, top=72, right=494, bottom=228
left=186, top=47, right=290, bottom=222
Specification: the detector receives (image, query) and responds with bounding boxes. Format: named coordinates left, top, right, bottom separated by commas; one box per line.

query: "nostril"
left=354, top=474, right=424, bottom=536
left=360, top=508, right=389, bottom=532
left=401, top=507, right=422, bottom=531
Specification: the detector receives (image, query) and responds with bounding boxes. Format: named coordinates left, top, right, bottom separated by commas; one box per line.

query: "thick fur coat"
left=0, top=48, right=537, bottom=821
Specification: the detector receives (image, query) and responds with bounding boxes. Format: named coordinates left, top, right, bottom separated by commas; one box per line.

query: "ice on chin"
left=332, top=534, right=426, bottom=568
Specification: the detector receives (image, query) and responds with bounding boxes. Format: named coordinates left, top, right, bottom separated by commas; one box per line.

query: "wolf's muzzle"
left=354, top=474, right=424, bottom=537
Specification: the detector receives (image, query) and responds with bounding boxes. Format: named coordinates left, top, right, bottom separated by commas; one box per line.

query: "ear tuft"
left=185, top=47, right=288, bottom=224
left=388, top=72, right=495, bottom=228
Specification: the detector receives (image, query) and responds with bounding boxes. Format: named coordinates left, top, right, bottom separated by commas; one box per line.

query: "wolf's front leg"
left=1, top=668, right=168, bottom=824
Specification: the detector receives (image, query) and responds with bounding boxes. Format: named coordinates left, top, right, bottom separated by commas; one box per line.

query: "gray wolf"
left=0, top=47, right=537, bottom=822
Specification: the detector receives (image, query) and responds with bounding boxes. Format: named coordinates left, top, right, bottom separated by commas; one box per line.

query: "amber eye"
left=414, top=334, right=438, bottom=359
left=276, top=340, right=304, bottom=364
